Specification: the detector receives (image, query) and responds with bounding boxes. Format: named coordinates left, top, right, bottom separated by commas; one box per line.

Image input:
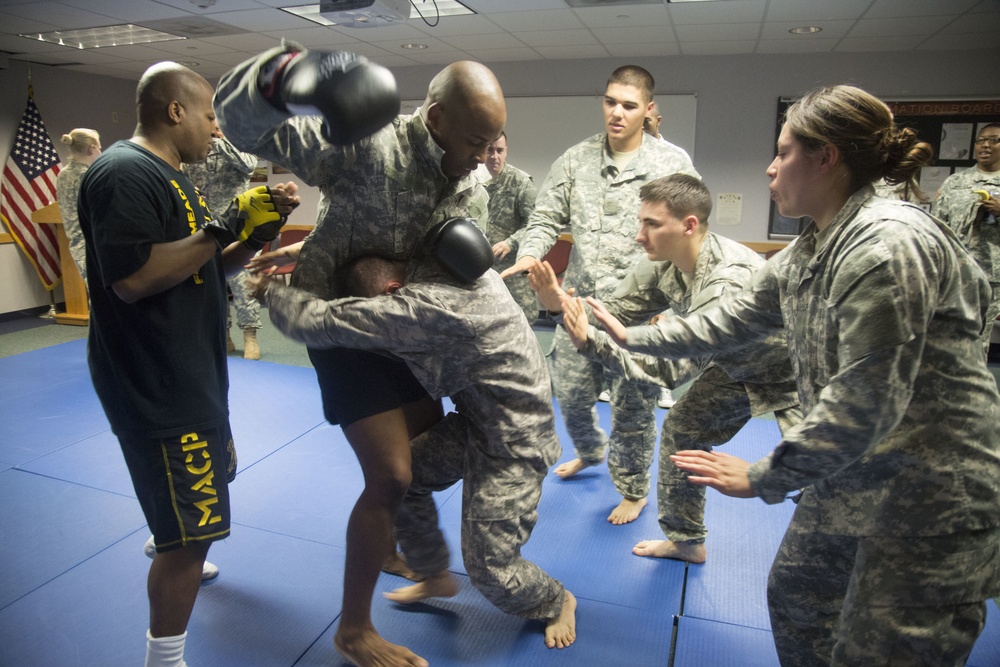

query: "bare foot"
left=381, top=551, right=425, bottom=582
left=334, top=626, right=428, bottom=667
left=384, top=571, right=459, bottom=605
left=608, top=497, right=647, bottom=525
left=632, top=539, right=706, bottom=564
left=545, top=590, right=577, bottom=649
left=553, top=458, right=599, bottom=479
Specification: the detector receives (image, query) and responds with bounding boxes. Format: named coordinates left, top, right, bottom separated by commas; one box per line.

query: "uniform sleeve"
left=747, top=235, right=928, bottom=503
left=515, top=156, right=570, bottom=262
left=601, top=258, right=672, bottom=325
left=217, top=136, right=259, bottom=174
left=265, top=283, right=475, bottom=352
left=505, top=174, right=537, bottom=249
left=580, top=325, right=703, bottom=388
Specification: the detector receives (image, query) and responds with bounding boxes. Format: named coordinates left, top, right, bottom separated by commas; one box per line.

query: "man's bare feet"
left=334, top=626, right=428, bottom=667
left=553, top=458, right=599, bottom=479
left=545, top=590, right=577, bottom=649
left=384, top=571, right=460, bottom=605
left=381, top=551, right=425, bottom=582
left=608, top=497, right=647, bottom=525
left=632, top=539, right=706, bottom=563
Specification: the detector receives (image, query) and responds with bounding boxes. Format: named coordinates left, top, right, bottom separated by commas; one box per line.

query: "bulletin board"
left=768, top=96, right=1000, bottom=240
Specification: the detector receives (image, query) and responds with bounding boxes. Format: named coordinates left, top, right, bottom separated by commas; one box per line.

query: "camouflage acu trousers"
left=226, top=268, right=262, bottom=330
left=549, top=326, right=659, bottom=500
left=394, top=412, right=565, bottom=620
left=659, top=365, right=802, bottom=543
left=768, top=503, right=1000, bottom=666
left=981, top=282, right=999, bottom=360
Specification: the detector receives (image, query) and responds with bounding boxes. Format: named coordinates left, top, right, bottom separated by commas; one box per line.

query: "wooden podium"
left=33, top=202, right=89, bottom=326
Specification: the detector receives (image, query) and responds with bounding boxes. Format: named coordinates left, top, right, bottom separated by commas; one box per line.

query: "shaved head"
left=133, top=61, right=217, bottom=168
left=422, top=61, right=506, bottom=181
left=136, top=62, right=214, bottom=126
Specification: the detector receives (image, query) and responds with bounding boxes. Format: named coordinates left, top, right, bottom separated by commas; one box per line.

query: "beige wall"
left=1, top=47, right=993, bottom=314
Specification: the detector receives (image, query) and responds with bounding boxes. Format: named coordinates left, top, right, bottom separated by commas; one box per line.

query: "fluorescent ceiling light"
left=665, top=0, right=724, bottom=4
left=283, top=1, right=474, bottom=27
left=19, top=24, right=186, bottom=49
left=789, top=26, right=822, bottom=34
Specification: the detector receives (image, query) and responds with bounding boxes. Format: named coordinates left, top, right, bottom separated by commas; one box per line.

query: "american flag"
left=1, top=94, right=62, bottom=290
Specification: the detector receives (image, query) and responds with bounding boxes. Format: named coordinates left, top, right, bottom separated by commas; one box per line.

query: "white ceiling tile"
left=679, top=39, right=757, bottom=56
left=466, top=47, right=542, bottom=62
left=848, top=15, right=955, bottom=38
left=408, top=14, right=504, bottom=36
left=398, top=49, right=472, bottom=65
left=765, top=0, right=873, bottom=22
left=573, top=5, right=673, bottom=28
left=866, top=0, right=982, bottom=19
left=756, top=38, right=839, bottom=53
left=439, top=31, right=526, bottom=50
left=916, top=32, right=999, bottom=50
left=515, top=29, right=598, bottom=47
left=485, top=10, right=585, bottom=32
left=0, top=2, right=123, bottom=29
left=590, top=25, right=676, bottom=44
left=258, top=26, right=361, bottom=47
left=202, top=7, right=313, bottom=31
left=369, top=36, right=458, bottom=53
left=674, top=22, right=761, bottom=42
left=199, top=32, right=283, bottom=50
left=0, top=9, right=65, bottom=34
left=1, top=33, right=70, bottom=54
left=364, top=53, right=420, bottom=68
left=57, top=0, right=191, bottom=22
left=459, top=0, right=568, bottom=14
left=942, top=10, right=1000, bottom=33
left=835, top=35, right=927, bottom=52
left=604, top=41, right=681, bottom=58
left=325, top=21, right=435, bottom=41
left=532, top=44, right=610, bottom=60
left=668, top=0, right=767, bottom=25
left=136, top=37, right=238, bottom=57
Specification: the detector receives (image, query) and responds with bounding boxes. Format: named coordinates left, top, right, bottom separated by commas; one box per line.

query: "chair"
left=541, top=233, right=573, bottom=285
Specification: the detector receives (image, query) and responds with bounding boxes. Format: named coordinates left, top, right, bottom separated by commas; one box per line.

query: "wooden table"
left=33, top=202, right=89, bottom=326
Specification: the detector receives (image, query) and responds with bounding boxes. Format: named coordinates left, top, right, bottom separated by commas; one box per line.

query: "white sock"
left=145, top=629, right=188, bottom=667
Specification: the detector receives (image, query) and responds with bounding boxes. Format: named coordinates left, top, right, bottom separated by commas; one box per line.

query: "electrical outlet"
left=112, top=111, right=118, bottom=123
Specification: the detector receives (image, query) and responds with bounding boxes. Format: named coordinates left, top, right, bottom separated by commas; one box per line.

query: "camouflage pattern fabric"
left=624, top=186, right=1000, bottom=662
left=931, top=166, right=1000, bottom=356
left=215, top=46, right=489, bottom=302
left=515, top=131, right=699, bottom=500
left=580, top=232, right=800, bottom=542
left=183, top=137, right=262, bottom=330
left=484, top=163, right=538, bottom=321
left=264, top=262, right=565, bottom=621
left=55, top=159, right=90, bottom=281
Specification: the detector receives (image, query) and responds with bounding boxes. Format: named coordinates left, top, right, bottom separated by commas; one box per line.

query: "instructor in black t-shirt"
left=78, top=62, right=299, bottom=667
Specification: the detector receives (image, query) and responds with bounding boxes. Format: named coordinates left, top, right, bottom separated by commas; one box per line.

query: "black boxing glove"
left=425, top=217, right=494, bottom=284
left=201, top=186, right=285, bottom=251
left=258, top=49, right=400, bottom=145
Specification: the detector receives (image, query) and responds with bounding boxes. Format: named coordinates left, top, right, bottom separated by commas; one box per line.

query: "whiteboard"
left=401, top=94, right=697, bottom=184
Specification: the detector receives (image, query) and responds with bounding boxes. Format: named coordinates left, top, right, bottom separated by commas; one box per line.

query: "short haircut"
left=607, top=65, right=654, bottom=103
left=981, top=122, right=1000, bottom=133
left=334, top=255, right=407, bottom=298
left=639, top=174, right=712, bottom=226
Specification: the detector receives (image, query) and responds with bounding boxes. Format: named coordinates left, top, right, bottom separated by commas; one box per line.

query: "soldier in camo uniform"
left=56, top=128, right=101, bottom=281
left=931, top=122, right=1000, bottom=359
left=182, top=131, right=263, bottom=360
left=502, top=65, right=699, bottom=525
left=216, top=46, right=506, bottom=667
left=534, top=174, right=801, bottom=565
left=484, top=132, right=539, bottom=322
left=571, top=85, right=1000, bottom=666
left=252, top=249, right=577, bottom=651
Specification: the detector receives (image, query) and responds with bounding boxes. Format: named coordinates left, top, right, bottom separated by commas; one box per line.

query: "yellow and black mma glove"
left=201, top=185, right=286, bottom=251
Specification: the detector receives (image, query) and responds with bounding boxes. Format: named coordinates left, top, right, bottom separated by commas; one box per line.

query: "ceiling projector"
left=319, top=0, right=412, bottom=28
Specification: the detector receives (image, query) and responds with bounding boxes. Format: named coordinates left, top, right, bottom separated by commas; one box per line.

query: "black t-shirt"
left=79, top=140, right=228, bottom=437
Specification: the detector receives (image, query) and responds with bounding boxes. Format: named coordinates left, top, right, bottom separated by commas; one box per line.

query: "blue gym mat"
left=2, top=341, right=998, bottom=666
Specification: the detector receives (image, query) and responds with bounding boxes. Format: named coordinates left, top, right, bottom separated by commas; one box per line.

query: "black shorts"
left=119, top=422, right=236, bottom=552
left=308, top=346, right=430, bottom=427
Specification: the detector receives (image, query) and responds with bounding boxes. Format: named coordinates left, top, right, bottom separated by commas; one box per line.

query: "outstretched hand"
left=527, top=258, right=567, bottom=312
left=246, top=240, right=303, bottom=275
left=584, top=297, right=629, bottom=347
left=245, top=271, right=274, bottom=302
left=493, top=241, right=512, bottom=260
left=499, top=255, right=534, bottom=279
left=669, top=450, right=754, bottom=498
left=560, top=295, right=590, bottom=350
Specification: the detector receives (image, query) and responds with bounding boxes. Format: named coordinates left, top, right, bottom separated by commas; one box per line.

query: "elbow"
left=111, top=278, right=147, bottom=304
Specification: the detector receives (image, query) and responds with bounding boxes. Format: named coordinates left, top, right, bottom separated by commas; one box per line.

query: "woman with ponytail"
left=55, top=128, right=101, bottom=280
left=562, top=84, right=1000, bottom=665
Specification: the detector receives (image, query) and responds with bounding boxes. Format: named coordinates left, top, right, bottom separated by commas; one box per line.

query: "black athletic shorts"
left=308, top=346, right=429, bottom=427
left=119, top=422, right=236, bottom=552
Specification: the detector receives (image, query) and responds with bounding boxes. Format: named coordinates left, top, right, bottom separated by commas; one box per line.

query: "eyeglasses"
left=974, top=137, right=1000, bottom=146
